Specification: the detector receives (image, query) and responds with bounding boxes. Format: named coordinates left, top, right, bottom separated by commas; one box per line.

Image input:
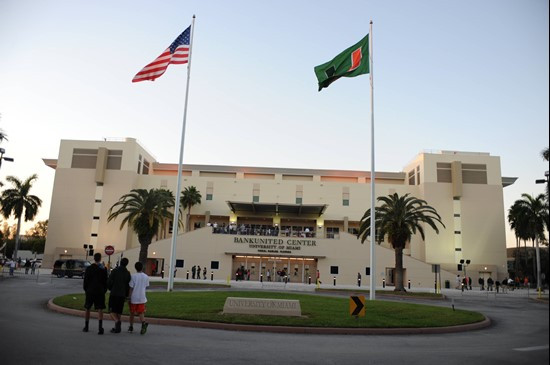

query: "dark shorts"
left=108, top=295, right=126, bottom=314
left=84, top=292, right=106, bottom=310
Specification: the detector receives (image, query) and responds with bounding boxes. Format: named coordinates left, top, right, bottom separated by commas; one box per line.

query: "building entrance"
left=232, top=255, right=317, bottom=283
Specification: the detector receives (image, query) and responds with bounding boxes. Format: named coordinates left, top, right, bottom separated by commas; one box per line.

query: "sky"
left=0, top=0, right=548, bottom=247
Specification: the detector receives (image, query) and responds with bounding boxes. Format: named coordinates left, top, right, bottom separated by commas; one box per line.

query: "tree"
left=508, top=200, right=530, bottom=275
left=516, top=193, right=549, bottom=291
left=107, top=189, right=175, bottom=265
left=26, top=219, right=48, bottom=238
left=0, top=174, right=42, bottom=260
left=180, top=186, right=202, bottom=232
left=541, top=147, right=549, bottom=204
left=358, top=193, right=445, bottom=292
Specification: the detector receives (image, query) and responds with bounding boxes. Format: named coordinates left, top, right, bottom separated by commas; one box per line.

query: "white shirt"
left=130, top=272, right=149, bottom=304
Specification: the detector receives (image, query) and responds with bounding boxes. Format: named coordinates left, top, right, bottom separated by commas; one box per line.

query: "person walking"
left=191, top=265, right=196, bottom=279
left=266, top=269, right=271, bottom=282
left=9, top=259, right=16, bottom=276
left=203, top=266, right=207, bottom=280
left=478, top=277, right=485, bottom=290
left=83, top=253, right=108, bottom=334
left=196, top=265, right=201, bottom=280
left=128, top=261, right=150, bottom=335
left=455, top=274, right=461, bottom=289
left=24, top=259, right=31, bottom=274
left=107, top=257, right=131, bottom=334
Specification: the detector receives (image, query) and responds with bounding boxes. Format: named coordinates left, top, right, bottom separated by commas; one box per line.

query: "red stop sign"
left=104, top=245, right=115, bottom=256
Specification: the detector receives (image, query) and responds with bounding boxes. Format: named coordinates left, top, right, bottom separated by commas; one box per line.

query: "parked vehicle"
left=52, top=259, right=90, bottom=278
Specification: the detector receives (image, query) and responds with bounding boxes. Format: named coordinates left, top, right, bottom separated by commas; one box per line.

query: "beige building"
left=43, top=138, right=516, bottom=288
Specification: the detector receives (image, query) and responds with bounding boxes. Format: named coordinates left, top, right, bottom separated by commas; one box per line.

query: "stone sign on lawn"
left=222, top=297, right=302, bottom=317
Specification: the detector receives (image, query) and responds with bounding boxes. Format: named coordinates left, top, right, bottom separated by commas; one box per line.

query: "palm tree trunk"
left=186, top=207, right=191, bottom=232
left=394, top=247, right=405, bottom=292
left=13, top=215, right=22, bottom=260
left=138, top=242, right=148, bottom=266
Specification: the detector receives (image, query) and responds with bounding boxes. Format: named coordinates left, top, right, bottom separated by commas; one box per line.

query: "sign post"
left=104, top=245, right=115, bottom=270
left=349, top=295, right=366, bottom=317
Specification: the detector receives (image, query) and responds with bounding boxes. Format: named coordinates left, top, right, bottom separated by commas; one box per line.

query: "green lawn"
left=53, top=291, right=484, bottom=328
left=316, top=288, right=444, bottom=299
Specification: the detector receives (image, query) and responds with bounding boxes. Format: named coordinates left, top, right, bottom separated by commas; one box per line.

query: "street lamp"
left=0, top=147, right=14, bottom=170
left=459, top=259, right=471, bottom=286
left=534, top=171, right=548, bottom=295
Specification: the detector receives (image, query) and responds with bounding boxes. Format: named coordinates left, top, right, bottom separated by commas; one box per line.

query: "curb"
left=47, top=299, right=491, bottom=335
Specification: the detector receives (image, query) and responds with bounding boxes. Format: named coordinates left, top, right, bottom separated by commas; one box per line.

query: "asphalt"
left=0, top=270, right=548, bottom=365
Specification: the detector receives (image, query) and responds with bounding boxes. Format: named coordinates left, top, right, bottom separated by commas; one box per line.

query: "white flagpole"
left=168, top=15, right=196, bottom=292
left=369, top=20, right=376, bottom=301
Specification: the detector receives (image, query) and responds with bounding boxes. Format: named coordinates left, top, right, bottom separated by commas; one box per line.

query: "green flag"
left=314, top=34, right=369, bottom=91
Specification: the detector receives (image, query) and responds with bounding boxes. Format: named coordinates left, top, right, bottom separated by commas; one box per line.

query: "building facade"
left=43, top=138, right=516, bottom=287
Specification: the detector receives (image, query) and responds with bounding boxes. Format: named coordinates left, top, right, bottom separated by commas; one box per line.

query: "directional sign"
left=104, top=245, right=115, bottom=256
left=349, top=295, right=365, bottom=317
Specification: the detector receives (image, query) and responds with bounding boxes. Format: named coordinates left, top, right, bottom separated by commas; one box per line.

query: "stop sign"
left=104, top=245, right=115, bottom=256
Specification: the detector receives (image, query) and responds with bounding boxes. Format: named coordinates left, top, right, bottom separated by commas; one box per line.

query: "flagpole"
left=168, top=15, right=196, bottom=292
left=369, top=20, right=376, bottom=301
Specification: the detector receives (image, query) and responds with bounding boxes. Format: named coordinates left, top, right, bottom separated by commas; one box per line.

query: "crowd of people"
left=190, top=265, right=208, bottom=280
left=209, top=222, right=316, bottom=238
left=455, top=274, right=533, bottom=292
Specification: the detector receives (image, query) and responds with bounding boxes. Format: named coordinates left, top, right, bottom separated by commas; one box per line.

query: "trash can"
left=444, top=280, right=450, bottom=289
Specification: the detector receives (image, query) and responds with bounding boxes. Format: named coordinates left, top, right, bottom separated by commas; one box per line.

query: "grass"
left=53, top=291, right=483, bottom=328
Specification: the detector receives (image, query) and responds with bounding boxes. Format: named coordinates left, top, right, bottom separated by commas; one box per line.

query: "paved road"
left=0, top=274, right=548, bottom=365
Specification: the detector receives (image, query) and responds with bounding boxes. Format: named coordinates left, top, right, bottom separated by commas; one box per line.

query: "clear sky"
left=0, top=0, right=548, bottom=247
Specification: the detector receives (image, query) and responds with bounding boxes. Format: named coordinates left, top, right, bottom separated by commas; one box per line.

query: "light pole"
left=534, top=171, right=548, bottom=296
left=0, top=147, right=14, bottom=171
left=460, top=259, right=471, bottom=288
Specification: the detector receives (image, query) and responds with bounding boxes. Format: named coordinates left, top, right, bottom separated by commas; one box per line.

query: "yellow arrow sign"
left=349, top=295, right=365, bottom=317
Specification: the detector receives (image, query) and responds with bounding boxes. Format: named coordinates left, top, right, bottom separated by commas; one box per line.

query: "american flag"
left=132, top=26, right=191, bottom=82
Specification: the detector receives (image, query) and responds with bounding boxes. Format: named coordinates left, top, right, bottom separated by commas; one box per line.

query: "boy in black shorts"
left=107, top=257, right=131, bottom=333
left=83, top=253, right=108, bottom=334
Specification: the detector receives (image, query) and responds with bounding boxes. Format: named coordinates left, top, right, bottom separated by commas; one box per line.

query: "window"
left=211, top=261, right=219, bottom=270
left=137, top=155, right=142, bottom=174
left=95, top=199, right=102, bottom=203
left=416, top=166, right=421, bottom=184
left=454, top=231, right=461, bottom=234
left=454, top=214, right=461, bottom=217
left=408, top=169, right=415, bottom=185
left=71, top=148, right=98, bottom=169
left=91, top=233, right=98, bottom=237
left=330, top=266, right=339, bottom=275
left=365, top=267, right=371, bottom=276
left=93, top=216, right=100, bottom=220
left=326, top=227, right=339, bottom=239
left=462, top=164, right=487, bottom=184
left=342, top=187, right=350, bottom=206
left=168, top=221, right=173, bottom=234
left=142, top=159, right=150, bottom=175
left=106, top=150, right=122, bottom=170
left=175, top=259, right=184, bottom=268
left=253, top=184, right=260, bottom=203
left=296, top=197, right=302, bottom=204
left=436, top=163, right=452, bottom=183
left=348, top=228, right=359, bottom=235
left=455, top=248, right=462, bottom=252
left=206, top=182, right=213, bottom=201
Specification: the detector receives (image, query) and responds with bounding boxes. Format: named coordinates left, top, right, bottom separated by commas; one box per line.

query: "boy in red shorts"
left=128, top=261, right=150, bottom=335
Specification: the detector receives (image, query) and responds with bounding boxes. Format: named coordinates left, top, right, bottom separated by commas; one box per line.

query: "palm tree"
left=541, top=147, right=549, bottom=204
left=0, top=174, right=42, bottom=260
left=358, top=193, right=445, bottom=292
left=107, top=189, right=175, bottom=265
left=180, top=186, right=202, bottom=232
left=516, top=193, right=548, bottom=291
left=0, top=129, right=7, bottom=143
left=508, top=201, right=530, bottom=275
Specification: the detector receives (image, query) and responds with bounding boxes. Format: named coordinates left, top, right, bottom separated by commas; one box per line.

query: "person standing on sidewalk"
left=128, top=261, right=150, bottom=335
left=83, top=253, right=108, bottom=335
left=107, top=257, right=131, bottom=334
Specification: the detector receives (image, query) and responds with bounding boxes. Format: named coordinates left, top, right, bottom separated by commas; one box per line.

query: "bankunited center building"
left=43, top=138, right=516, bottom=288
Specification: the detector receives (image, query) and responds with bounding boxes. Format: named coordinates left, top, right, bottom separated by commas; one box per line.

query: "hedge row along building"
left=43, top=138, right=516, bottom=288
